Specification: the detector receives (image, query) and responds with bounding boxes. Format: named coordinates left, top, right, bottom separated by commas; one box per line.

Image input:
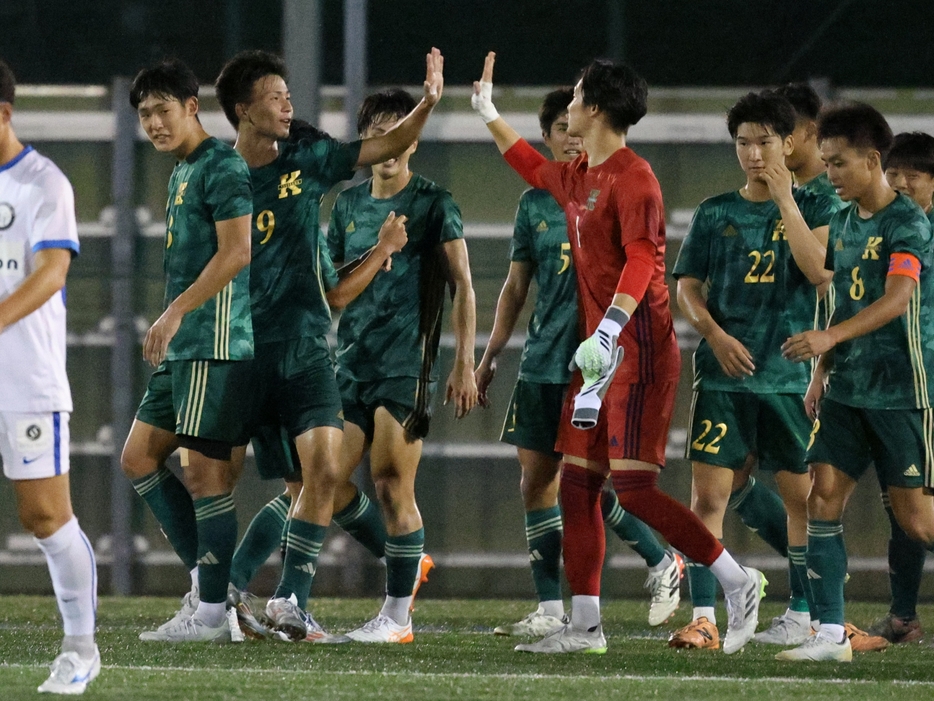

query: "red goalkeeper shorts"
left=555, top=374, right=677, bottom=466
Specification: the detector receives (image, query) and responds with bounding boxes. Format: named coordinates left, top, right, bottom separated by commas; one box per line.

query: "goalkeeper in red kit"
left=472, top=52, right=766, bottom=654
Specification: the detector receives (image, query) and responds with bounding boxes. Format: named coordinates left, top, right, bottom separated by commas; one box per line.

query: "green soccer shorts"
left=805, top=397, right=933, bottom=489
left=244, top=336, right=344, bottom=443
left=250, top=423, right=302, bottom=482
left=136, top=359, right=253, bottom=446
left=337, top=372, right=436, bottom=442
left=500, top=380, right=568, bottom=457
left=686, top=389, right=811, bottom=473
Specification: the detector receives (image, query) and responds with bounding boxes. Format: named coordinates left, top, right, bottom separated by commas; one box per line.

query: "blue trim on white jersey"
left=0, top=145, right=33, bottom=174
left=33, top=240, right=80, bottom=256
left=53, top=412, right=61, bottom=475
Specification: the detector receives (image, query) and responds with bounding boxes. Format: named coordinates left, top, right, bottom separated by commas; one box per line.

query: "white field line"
left=1, top=663, right=931, bottom=686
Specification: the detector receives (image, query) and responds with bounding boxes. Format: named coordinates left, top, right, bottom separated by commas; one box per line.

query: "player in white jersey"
left=0, top=59, right=99, bottom=695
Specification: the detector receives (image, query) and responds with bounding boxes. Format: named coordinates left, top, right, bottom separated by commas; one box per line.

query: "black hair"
left=287, top=118, right=329, bottom=144
left=770, top=83, right=822, bottom=122
left=818, top=101, right=894, bottom=157
left=578, top=59, right=647, bottom=133
left=129, top=58, right=199, bottom=109
left=539, top=87, right=574, bottom=135
left=884, top=132, right=934, bottom=176
left=727, top=91, right=797, bottom=139
left=215, top=50, right=288, bottom=128
left=0, top=59, right=15, bottom=105
left=356, top=88, right=417, bottom=137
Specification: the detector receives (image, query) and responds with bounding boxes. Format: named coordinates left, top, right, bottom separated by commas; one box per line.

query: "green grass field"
left=2, top=596, right=933, bottom=700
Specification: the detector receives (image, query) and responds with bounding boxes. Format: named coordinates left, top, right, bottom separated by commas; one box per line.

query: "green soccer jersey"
left=327, top=173, right=464, bottom=382
left=673, top=188, right=837, bottom=393
left=164, top=137, right=254, bottom=361
left=797, top=172, right=846, bottom=329
left=248, top=136, right=361, bottom=341
left=510, top=188, right=578, bottom=384
left=797, top=172, right=842, bottom=206
left=824, top=193, right=934, bottom=409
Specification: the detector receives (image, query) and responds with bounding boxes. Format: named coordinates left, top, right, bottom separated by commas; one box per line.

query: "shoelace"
left=360, top=615, right=391, bottom=633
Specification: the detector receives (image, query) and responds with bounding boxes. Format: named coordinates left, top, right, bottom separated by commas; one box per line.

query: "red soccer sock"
left=560, top=463, right=607, bottom=596
left=611, top=470, right=723, bottom=566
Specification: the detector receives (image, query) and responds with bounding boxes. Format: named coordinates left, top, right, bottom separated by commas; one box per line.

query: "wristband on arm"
left=470, top=81, right=500, bottom=123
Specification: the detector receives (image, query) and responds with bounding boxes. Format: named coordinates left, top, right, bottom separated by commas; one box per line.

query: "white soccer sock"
left=648, top=552, right=673, bottom=574
left=380, top=595, right=412, bottom=626
left=189, top=566, right=199, bottom=593
left=820, top=623, right=845, bottom=643
left=693, top=606, right=716, bottom=624
left=708, top=550, right=748, bottom=595
left=539, top=599, right=565, bottom=619
left=34, top=516, right=97, bottom=638
left=194, top=601, right=226, bottom=627
left=570, top=595, right=601, bottom=631
left=62, top=634, right=97, bottom=661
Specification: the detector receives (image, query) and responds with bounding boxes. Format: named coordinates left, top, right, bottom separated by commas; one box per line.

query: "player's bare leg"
left=16, top=474, right=99, bottom=693
left=608, top=460, right=765, bottom=655
left=777, top=462, right=855, bottom=662
left=122, top=421, right=203, bottom=634
left=344, top=408, right=426, bottom=643
left=495, top=449, right=566, bottom=636
left=264, top=426, right=341, bottom=641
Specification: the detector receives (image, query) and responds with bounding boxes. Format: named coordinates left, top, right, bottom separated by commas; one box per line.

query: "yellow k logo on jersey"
left=174, top=182, right=188, bottom=205
left=278, top=170, right=303, bottom=199
left=771, top=220, right=787, bottom=241
left=862, top=236, right=883, bottom=260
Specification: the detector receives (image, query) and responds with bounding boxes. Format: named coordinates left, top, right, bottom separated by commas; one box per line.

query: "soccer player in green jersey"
left=214, top=51, right=441, bottom=641
left=326, top=88, right=477, bottom=643
left=779, top=102, right=934, bottom=662
left=672, top=91, right=836, bottom=649
left=475, top=88, right=684, bottom=636
left=770, top=84, right=840, bottom=202
left=865, top=131, right=934, bottom=644
left=121, top=59, right=255, bottom=643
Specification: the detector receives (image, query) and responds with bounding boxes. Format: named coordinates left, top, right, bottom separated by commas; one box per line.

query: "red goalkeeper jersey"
left=505, top=142, right=680, bottom=384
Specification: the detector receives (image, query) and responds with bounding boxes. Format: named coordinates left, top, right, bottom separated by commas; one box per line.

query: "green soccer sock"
left=193, top=494, right=237, bottom=605
left=274, top=518, right=327, bottom=609
left=385, top=528, right=424, bottom=598
left=806, top=520, right=846, bottom=626
left=601, top=490, right=666, bottom=568
left=333, top=488, right=387, bottom=559
left=525, top=506, right=563, bottom=603
left=787, top=545, right=813, bottom=615
left=728, top=476, right=788, bottom=557
left=131, top=468, right=199, bottom=571
left=687, top=558, right=719, bottom=609
left=230, top=493, right=290, bottom=591
left=883, top=492, right=926, bottom=619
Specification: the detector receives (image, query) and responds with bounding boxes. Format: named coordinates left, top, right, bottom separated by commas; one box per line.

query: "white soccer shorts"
left=0, top=411, right=71, bottom=480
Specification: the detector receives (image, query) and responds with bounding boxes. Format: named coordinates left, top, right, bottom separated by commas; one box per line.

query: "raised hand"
left=471, top=52, right=499, bottom=123
left=424, top=47, right=444, bottom=107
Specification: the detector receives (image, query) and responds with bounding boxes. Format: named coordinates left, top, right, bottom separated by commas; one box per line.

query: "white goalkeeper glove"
left=471, top=80, right=500, bottom=124
left=570, top=305, right=630, bottom=377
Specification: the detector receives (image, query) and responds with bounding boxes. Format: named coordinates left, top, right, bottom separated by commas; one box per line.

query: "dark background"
left=2, top=0, right=932, bottom=87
